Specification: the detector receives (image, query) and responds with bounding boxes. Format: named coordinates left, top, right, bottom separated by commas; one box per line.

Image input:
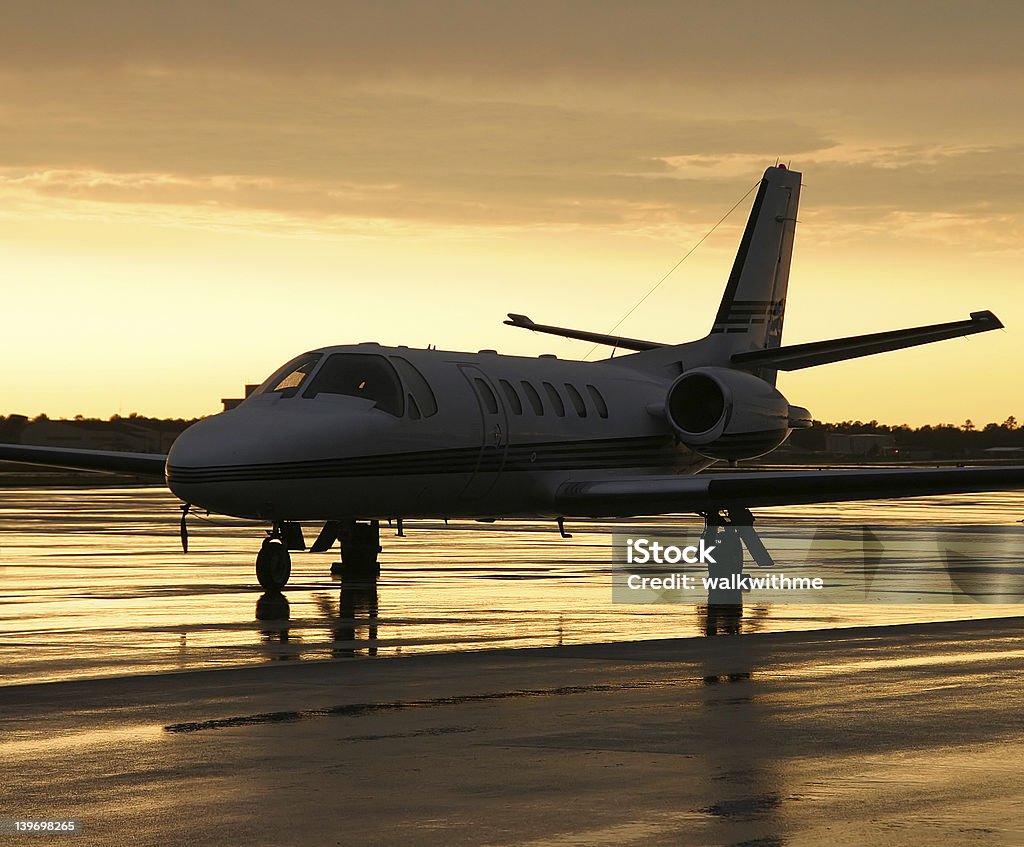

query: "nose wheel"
left=256, top=535, right=291, bottom=592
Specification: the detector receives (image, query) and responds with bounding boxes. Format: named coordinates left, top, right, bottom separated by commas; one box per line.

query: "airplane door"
left=457, top=365, right=509, bottom=503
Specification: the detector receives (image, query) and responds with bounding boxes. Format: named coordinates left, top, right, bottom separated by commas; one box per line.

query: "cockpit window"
left=302, top=353, right=404, bottom=416
left=389, top=356, right=438, bottom=418
left=253, top=352, right=322, bottom=398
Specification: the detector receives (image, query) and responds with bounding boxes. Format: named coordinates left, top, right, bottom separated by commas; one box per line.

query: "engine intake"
left=665, top=367, right=796, bottom=460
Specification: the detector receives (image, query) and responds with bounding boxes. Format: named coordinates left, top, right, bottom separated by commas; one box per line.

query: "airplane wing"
left=730, top=311, right=1003, bottom=372
left=554, top=465, right=1024, bottom=517
left=0, top=444, right=167, bottom=477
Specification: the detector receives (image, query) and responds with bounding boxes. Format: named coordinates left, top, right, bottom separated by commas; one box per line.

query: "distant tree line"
left=0, top=413, right=199, bottom=445
left=1, top=413, right=1021, bottom=455
left=24, top=413, right=198, bottom=426
left=790, top=417, right=1022, bottom=452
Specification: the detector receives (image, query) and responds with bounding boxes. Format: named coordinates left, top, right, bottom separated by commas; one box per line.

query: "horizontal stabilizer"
left=504, top=313, right=665, bottom=352
left=555, top=464, right=1024, bottom=517
left=731, top=311, right=1003, bottom=372
left=0, top=443, right=167, bottom=476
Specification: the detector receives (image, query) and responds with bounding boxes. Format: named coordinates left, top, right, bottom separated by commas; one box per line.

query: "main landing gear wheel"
left=256, top=536, right=291, bottom=592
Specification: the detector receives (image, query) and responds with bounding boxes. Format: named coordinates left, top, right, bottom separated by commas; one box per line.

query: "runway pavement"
left=3, top=616, right=1024, bottom=846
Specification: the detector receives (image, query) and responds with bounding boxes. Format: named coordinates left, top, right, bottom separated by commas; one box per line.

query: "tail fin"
left=711, top=165, right=801, bottom=359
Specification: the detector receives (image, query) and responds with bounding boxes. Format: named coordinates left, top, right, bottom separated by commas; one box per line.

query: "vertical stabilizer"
left=711, top=165, right=801, bottom=363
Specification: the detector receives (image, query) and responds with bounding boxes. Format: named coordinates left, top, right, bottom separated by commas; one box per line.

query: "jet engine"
left=665, top=367, right=807, bottom=460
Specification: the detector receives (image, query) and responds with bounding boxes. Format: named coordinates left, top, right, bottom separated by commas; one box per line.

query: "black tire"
left=256, top=538, right=291, bottom=591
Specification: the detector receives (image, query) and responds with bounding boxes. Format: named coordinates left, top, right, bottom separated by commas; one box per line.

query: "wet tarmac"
left=2, top=618, right=1023, bottom=845
left=0, top=485, right=1022, bottom=685
left=2, top=486, right=1024, bottom=844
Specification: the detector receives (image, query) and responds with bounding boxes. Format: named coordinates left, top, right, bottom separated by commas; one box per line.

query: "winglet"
left=970, top=310, right=1003, bottom=329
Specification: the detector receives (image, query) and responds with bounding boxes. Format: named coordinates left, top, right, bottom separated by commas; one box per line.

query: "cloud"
left=1, top=0, right=1021, bottom=82
left=804, top=144, right=1024, bottom=204
left=0, top=76, right=835, bottom=225
left=0, top=1, right=1021, bottom=233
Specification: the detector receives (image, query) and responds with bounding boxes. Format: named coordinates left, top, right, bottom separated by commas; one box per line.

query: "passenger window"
left=390, top=356, right=438, bottom=417
left=474, top=378, right=499, bottom=414
left=521, top=381, right=544, bottom=415
left=565, top=384, right=587, bottom=417
left=586, top=384, right=608, bottom=418
left=543, top=382, right=565, bottom=417
left=499, top=379, right=523, bottom=415
left=303, top=353, right=404, bottom=416
left=253, top=352, right=322, bottom=398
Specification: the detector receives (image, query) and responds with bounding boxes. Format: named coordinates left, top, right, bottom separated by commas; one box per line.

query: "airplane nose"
left=166, top=383, right=406, bottom=521
left=165, top=402, right=379, bottom=520
left=166, top=410, right=278, bottom=518
left=167, top=414, right=232, bottom=470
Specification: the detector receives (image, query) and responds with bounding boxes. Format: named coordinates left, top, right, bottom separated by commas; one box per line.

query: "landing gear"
left=700, top=508, right=774, bottom=606
left=700, top=509, right=774, bottom=570
left=256, top=534, right=292, bottom=592
left=331, top=520, right=381, bottom=581
left=701, top=513, right=744, bottom=605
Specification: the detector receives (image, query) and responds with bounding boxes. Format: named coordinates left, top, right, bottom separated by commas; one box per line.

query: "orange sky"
left=0, top=1, right=1021, bottom=425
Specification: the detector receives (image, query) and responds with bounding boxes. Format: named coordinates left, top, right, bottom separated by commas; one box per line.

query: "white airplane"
left=2, top=164, right=1021, bottom=591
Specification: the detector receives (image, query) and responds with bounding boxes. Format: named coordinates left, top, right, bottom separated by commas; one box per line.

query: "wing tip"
left=970, top=310, right=1004, bottom=330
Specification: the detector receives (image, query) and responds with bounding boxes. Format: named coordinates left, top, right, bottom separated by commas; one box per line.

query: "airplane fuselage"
left=166, top=343, right=712, bottom=522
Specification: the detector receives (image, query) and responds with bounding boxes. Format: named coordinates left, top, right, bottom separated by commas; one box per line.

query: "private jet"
left=2, top=164, right=1021, bottom=591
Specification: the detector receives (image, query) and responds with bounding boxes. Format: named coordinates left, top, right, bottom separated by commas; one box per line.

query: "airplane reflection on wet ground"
left=0, top=485, right=1022, bottom=685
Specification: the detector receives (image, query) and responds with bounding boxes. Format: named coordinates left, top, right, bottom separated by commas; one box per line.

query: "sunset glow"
left=1, top=2, right=1021, bottom=425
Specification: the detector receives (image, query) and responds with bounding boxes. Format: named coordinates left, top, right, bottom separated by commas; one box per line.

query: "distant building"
left=825, top=433, right=896, bottom=457
left=222, top=384, right=259, bottom=412
left=982, top=446, right=1024, bottom=457
left=22, top=419, right=156, bottom=452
